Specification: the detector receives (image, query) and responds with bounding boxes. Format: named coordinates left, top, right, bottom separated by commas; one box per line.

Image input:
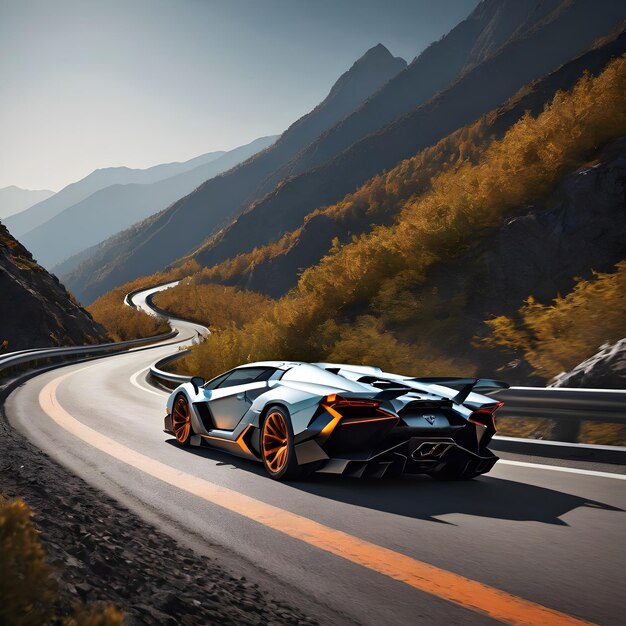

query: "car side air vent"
left=358, top=376, right=411, bottom=391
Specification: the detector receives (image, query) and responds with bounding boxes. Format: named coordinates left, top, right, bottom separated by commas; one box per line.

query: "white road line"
left=498, top=459, right=626, bottom=480
left=511, top=385, right=626, bottom=394
left=129, top=366, right=167, bottom=398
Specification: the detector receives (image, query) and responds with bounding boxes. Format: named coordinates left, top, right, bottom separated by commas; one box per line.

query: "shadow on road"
left=295, top=475, right=624, bottom=526
left=165, top=439, right=623, bottom=526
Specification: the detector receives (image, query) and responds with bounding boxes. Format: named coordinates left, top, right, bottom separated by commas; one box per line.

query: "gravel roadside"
left=0, top=379, right=319, bottom=626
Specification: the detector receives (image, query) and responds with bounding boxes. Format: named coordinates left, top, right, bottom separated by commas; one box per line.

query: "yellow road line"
left=39, top=369, right=595, bottom=626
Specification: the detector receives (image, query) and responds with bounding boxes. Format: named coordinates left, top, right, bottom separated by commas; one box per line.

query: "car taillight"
left=323, top=394, right=381, bottom=409
left=468, top=401, right=503, bottom=431
left=320, top=395, right=394, bottom=429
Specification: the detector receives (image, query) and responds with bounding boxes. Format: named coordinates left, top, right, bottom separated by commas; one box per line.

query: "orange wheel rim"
left=172, top=397, right=191, bottom=443
left=263, top=411, right=289, bottom=473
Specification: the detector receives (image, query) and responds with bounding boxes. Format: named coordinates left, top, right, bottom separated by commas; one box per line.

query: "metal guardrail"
left=145, top=293, right=211, bottom=332
left=124, top=280, right=180, bottom=310
left=0, top=330, right=178, bottom=377
left=490, top=435, right=626, bottom=464
left=0, top=282, right=198, bottom=390
left=489, top=386, right=626, bottom=442
left=148, top=350, right=192, bottom=388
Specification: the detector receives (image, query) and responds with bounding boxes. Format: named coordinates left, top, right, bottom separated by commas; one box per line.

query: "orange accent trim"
left=319, top=404, right=343, bottom=437
left=320, top=402, right=395, bottom=434
left=203, top=425, right=257, bottom=459
left=235, top=424, right=254, bottom=457
left=39, top=368, right=596, bottom=626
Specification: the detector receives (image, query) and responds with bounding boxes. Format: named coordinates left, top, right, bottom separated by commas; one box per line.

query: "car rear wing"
left=411, top=378, right=510, bottom=405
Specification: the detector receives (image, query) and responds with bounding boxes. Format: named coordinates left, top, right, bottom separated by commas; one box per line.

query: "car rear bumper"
left=313, top=435, right=498, bottom=478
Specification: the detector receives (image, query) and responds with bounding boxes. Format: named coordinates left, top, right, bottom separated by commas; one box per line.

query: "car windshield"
left=217, top=367, right=275, bottom=388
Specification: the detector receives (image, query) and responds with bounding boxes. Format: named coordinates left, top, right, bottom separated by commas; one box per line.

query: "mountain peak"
left=328, top=44, right=406, bottom=100
left=0, top=184, right=53, bottom=193
left=353, top=43, right=405, bottom=70
left=361, top=43, right=394, bottom=60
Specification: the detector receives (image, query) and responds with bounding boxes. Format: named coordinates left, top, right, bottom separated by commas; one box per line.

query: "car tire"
left=172, top=394, right=193, bottom=447
left=260, top=406, right=303, bottom=481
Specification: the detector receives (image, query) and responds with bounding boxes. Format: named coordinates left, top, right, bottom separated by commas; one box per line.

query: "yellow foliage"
left=204, top=120, right=489, bottom=285
left=0, top=497, right=123, bottom=626
left=483, top=261, right=626, bottom=378
left=87, top=262, right=198, bottom=341
left=171, top=57, right=626, bottom=379
left=0, top=497, right=55, bottom=626
left=152, top=279, right=272, bottom=330
left=62, top=604, right=124, bottom=626
left=88, top=284, right=169, bottom=341
left=319, top=316, right=473, bottom=376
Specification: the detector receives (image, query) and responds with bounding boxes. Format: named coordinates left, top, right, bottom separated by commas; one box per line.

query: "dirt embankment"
left=0, top=380, right=318, bottom=626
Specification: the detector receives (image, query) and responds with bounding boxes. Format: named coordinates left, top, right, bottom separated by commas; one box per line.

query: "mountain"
left=143, top=55, right=626, bottom=384
left=0, top=223, right=107, bottom=351
left=190, top=0, right=626, bottom=271
left=64, top=0, right=626, bottom=304
left=19, top=136, right=276, bottom=271
left=63, top=44, right=407, bottom=302
left=205, top=25, right=626, bottom=298
left=254, top=0, right=566, bottom=196
left=0, top=186, right=54, bottom=219
left=4, top=149, right=226, bottom=238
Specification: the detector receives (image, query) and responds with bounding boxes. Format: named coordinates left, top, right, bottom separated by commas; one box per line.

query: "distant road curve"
left=3, top=284, right=625, bottom=626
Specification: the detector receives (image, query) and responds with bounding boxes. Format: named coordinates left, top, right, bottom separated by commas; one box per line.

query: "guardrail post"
left=551, top=419, right=582, bottom=443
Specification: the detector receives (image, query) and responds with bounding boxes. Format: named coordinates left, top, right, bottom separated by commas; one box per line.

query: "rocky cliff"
left=0, top=223, right=107, bottom=351
left=551, top=339, right=626, bottom=388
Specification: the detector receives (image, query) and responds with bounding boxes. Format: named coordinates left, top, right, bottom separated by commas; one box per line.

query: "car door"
left=206, top=367, right=274, bottom=431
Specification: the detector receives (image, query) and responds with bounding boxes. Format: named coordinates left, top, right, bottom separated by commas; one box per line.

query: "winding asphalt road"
left=5, top=285, right=626, bottom=626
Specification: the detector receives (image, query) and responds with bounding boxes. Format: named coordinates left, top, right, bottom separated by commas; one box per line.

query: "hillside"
left=4, top=149, right=227, bottom=238
left=191, top=0, right=626, bottom=272
left=485, top=261, right=626, bottom=381
left=0, top=223, right=107, bottom=351
left=149, top=57, right=626, bottom=383
left=65, top=0, right=626, bottom=305
left=0, top=186, right=54, bottom=219
left=62, top=44, right=408, bottom=303
left=201, top=27, right=626, bottom=297
left=19, top=135, right=276, bottom=271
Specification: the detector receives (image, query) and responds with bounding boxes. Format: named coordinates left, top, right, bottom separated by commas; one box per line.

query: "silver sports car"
left=164, top=361, right=508, bottom=480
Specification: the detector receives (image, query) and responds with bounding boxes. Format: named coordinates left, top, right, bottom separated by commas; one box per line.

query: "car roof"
left=234, top=361, right=384, bottom=373
left=233, top=360, right=304, bottom=371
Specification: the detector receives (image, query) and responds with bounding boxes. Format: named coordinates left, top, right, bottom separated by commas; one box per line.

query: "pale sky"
left=0, top=0, right=478, bottom=191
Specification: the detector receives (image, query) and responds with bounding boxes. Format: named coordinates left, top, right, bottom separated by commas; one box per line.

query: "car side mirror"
left=190, top=376, right=205, bottom=393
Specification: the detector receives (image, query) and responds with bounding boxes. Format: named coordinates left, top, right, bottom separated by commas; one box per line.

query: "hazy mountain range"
left=63, top=0, right=626, bottom=304
left=18, top=136, right=276, bottom=271
left=4, top=148, right=228, bottom=238
left=63, top=43, right=408, bottom=301
left=0, top=185, right=54, bottom=219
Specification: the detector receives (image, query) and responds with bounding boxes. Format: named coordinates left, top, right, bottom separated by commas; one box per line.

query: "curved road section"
left=5, top=285, right=626, bottom=626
